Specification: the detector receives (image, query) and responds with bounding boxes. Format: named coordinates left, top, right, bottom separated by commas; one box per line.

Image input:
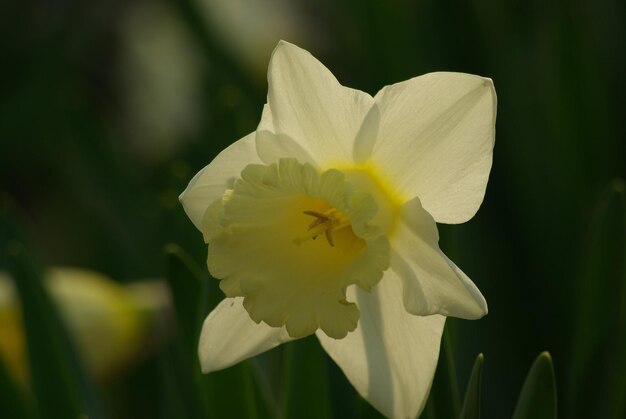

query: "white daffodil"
left=180, top=41, right=496, bottom=419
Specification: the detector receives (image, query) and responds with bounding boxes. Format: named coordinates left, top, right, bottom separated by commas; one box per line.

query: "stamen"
left=324, top=229, right=335, bottom=247
left=294, top=208, right=350, bottom=247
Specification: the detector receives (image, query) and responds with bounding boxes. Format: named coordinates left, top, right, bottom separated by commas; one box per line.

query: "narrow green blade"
left=165, top=244, right=208, bottom=359
left=163, top=244, right=212, bottom=419
left=459, top=353, right=484, bottom=419
left=0, top=353, right=33, bottom=419
left=200, top=360, right=274, bottom=419
left=512, top=352, right=557, bottom=419
left=569, top=179, right=626, bottom=417
left=165, top=244, right=273, bottom=419
left=419, top=322, right=460, bottom=419
left=281, top=337, right=332, bottom=419
left=7, top=241, right=103, bottom=419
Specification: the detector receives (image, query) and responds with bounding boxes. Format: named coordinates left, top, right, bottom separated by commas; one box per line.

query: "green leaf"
left=162, top=244, right=213, bottom=419
left=459, top=353, right=484, bottom=419
left=0, top=353, right=33, bottom=419
left=164, top=244, right=273, bottom=419
left=569, top=179, right=626, bottom=417
left=165, top=243, right=209, bottom=359
left=6, top=241, right=104, bottom=419
left=512, top=352, right=557, bottom=419
left=281, top=337, right=332, bottom=419
left=356, top=396, right=386, bottom=419
left=419, top=322, right=460, bottom=419
left=202, top=360, right=273, bottom=419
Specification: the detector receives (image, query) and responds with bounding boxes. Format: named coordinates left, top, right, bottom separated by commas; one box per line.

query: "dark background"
left=1, top=0, right=625, bottom=418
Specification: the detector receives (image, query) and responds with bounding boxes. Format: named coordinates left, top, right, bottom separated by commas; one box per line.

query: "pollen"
left=294, top=208, right=351, bottom=247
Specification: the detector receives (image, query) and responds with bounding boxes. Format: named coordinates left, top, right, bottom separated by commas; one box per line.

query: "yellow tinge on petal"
left=203, top=158, right=391, bottom=339
left=336, top=161, right=406, bottom=235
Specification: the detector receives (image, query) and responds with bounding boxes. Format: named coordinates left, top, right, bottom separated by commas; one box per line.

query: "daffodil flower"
left=180, top=41, right=496, bottom=419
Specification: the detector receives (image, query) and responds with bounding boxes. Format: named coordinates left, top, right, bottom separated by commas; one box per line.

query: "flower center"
left=203, top=158, right=390, bottom=339
left=295, top=208, right=351, bottom=247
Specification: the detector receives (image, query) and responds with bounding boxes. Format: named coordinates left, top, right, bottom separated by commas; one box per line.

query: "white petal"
left=255, top=103, right=316, bottom=165
left=179, top=132, right=260, bottom=231
left=317, top=274, right=445, bottom=419
left=264, top=41, right=374, bottom=167
left=198, top=297, right=292, bottom=373
left=256, top=129, right=317, bottom=167
left=391, top=197, right=487, bottom=319
left=362, top=72, right=496, bottom=224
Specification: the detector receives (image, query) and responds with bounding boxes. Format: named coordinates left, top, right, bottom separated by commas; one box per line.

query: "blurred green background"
left=1, top=0, right=625, bottom=418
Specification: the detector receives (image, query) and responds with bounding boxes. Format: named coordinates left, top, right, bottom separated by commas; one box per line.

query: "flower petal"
left=361, top=72, right=496, bottom=224
left=265, top=41, right=374, bottom=167
left=391, top=197, right=487, bottom=319
left=198, top=297, right=292, bottom=373
left=179, top=132, right=261, bottom=231
left=317, top=273, right=445, bottom=419
left=256, top=130, right=317, bottom=167
left=255, top=104, right=318, bottom=165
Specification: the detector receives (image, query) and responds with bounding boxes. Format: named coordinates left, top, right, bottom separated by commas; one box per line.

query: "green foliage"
left=569, top=179, right=626, bottom=418
left=420, top=325, right=461, bottom=419
left=161, top=244, right=210, bottom=419
left=165, top=244, right=209, bottom=358
left=0, top=354, right=32, bottom=419
left=6, top=241, right=103, bottom=419
left=281, top=337, right=332, bottom=419
left=164, top=243, right=272, bottom=419
left=459, top=353, right=484, bottom=419
left=512, top=352, right=557, bottom=419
